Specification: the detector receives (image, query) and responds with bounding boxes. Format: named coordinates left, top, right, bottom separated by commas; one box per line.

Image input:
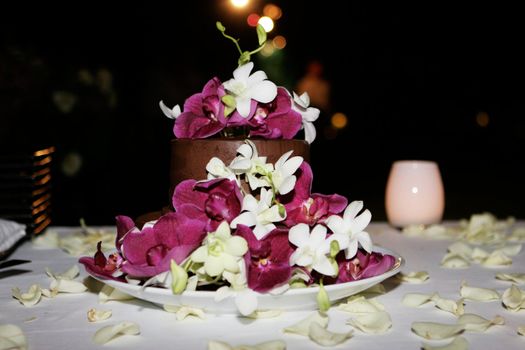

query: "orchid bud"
left=170, top=260, right=188, bottom=295
left=216, top=21, right=226, bottom=32
left=317, top=281, right=330, bottom=312
left=256, top=24, right=267, bottom=46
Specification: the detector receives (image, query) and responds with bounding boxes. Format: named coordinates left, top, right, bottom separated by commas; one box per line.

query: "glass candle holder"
left=385, top=160, right=445, bottom=228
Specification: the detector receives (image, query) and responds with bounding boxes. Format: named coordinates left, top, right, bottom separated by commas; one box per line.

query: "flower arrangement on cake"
left=79, top=23, right=397, bottom=316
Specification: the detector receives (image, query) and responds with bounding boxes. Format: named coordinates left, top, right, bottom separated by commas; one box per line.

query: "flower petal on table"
left=431, top=295, right=464, bottom=316
left=501, top=244, right=522, bottom=256
left=12, top=284, right=42, bottom=307
left=338, top=295, right=385, bottom=313
left=396, top=271, right=429, bottom=283
left=411, top=322, right=465, bottom=340
left=347, top=311, right=392, bottom=334
left=441, top=253, right=470, bottom=269
left=422, top=336, right=468, bottom=350
left=162, top=305, right=206, bottom=320
left=282, top=312, right=328, bottom=336
left=481, top=250, right=512, bottom=267
left=208, top=340, right=286, bottom=350
left=508, top=227, right=525, bottom=242
left=0, top=324, right=27, bottom=350
left=518, top=325, right=525, bottom=336
left=459, top=283, right=500, bottom=301
left=308, top=322, right=353, bottom=347
left=87, top=308, right=112, bottom=322
left=46, top=265, right=80, bottom=280
left=457, top=313, right=504, bottom=332
left=92, top=321, right=140, bottom=345
left=402, top=293, right=435, bottom=308
left=495, top=273, right=525, bottom=284
left=50, top=278, right=87, bottom=293
left=502, top=285, right=525, bottom=311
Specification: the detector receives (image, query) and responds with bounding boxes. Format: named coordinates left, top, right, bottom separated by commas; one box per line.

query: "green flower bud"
left=330, top=240, right=340, bottom=258
left=256, top=24, right=267, bottom=46
left=238, top=51, right=251, bottom=66
left=216, top=21, right=226, bottom=32
left=317, top=280, right=331, bottom=312
left=221, top=95, right=236, bottom=117
left=170, top=260, right=188, bottom=295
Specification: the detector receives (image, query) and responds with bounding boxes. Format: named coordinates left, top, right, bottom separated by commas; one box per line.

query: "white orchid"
left=229, top=140, right=273, bottom=190
left=288, top=223, right=349, bottom=276
left=191, top=222, right=248, bottom=277
left=214, top=261, right=259, bottom=316
left=206, top=157, right=236, bottom=181
left=222, top=62, right=277, bottom=118
left=326, top=201, right=373, bottom=259
left=292, top=91, right=320, bottom=144
left=230, top=188, right=286, bottom=240
left=264, top=150, right=303, bottom=195
left=159, top=100, right=181, bottom=119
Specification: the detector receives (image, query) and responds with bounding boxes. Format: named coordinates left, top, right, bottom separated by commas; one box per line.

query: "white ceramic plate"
left=89, top=246, right=403, bottom=314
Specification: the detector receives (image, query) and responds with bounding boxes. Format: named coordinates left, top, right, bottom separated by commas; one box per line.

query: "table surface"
left=1, top=223, right=524, bottom=349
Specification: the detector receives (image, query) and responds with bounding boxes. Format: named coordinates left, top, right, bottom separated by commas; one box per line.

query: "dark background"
left=1, top=1, right=524, bottom=225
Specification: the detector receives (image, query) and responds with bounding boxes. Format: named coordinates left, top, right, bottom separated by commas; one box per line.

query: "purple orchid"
left=336, top=249, right=396, bottom=283
left=120, top=211, right=206, bottom=278
left=172, top=178, right=243, bottom=232
left=79, top=241, right=125, bottom=282
left=246, top=87, right=303, bottom=139
left=174, top=77, right=227, bottom=139
left=280, top=162, right=347, bottom=227
left=236, top=225, right=294, bottom=293
left=115, top=215, right=135, bottom=251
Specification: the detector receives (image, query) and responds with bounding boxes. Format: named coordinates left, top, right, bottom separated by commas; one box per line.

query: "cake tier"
left=169, top=138, right=310, bottom=199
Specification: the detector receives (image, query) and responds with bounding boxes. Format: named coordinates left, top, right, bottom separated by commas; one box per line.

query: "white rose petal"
left=495, top=273, right=525, bottom=284
left=518, top=325, right=525, bottom=336
left=282, top=312, right=328, bottom=336
left=509, top=227, right=525, bottom=242
left=432, top=295, right=464, bottom=316
left=92, top=321, right=140, bottom=345
left=45, top=265, right=80, bottom=280
left=87, top=308, right=112, bottom=322
left=481, top=250, right=512, bottom=267
left=441, top=253, right=470, bottom=268
left=396, top=271, right=429, bottom=283
left=308, top=322, right=353, bottom=347
left=457, top=313, right=504, bottom=332
left=347, top=311, right=392, bottom=334
left=501, top=244, right=522, bottom=256
left=0, top=324, right=27, bottom=350
left=207, top=340, right=286, bottom=350
left=162, top=305, right=206, bottom=320
left=459, top=283, right=500, bottom=302
left=411, top=322, right=465, bottom=340
left=12, top=285, right=42, bottom=307
left=402, top=293, right=435, bottom=307
left=338, top=295, right=385, bottom=313
left=502, top=285, right=525, bottom=311
left=422, top=336, right=468, bottom=350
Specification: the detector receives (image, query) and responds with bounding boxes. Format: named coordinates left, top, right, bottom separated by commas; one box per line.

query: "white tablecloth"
left=1, top=224, right=524, bottom=349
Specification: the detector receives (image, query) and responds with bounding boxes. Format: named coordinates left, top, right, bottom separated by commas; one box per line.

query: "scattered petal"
left=460, top=283, right=500, bottom=302
left=50, top=278, right=87, bottom=293
left=508, top=227, right=525, bottom=242
left=502, top=285, right=525, bottom=311
left=283, top=312, right=328, bottom=336
left=518, top=325, right=525, bottom=335
left=347, top=311, right=392, bottom=334
left=501, top=244, right=522, bottom=256
left=411, top=322, right=465, bottom=340
left=495, top=273, right=525, bottom=284
left=481, top=250, right=512, bottom=267
left=358, top=283, right=386, bottom=296
left=402, top=293, right=435, bottom=307
left=163, top=305, right=206, bottom=320
left=12, top=285, right=42, bottom=307
left=457, top=313, right=504, bottom=332
left=422, top=336, right=468, bottom=350
left=0, top=324, right=27, bottom=350
left=396, top=271, right=429, bottom=283
left=32, top=229, right=60, bottom=248
left=87, top=308, right=112, bottom=322
left=339, top=295, right=385, bottom=313
left=308, top=322, right=353, bottom=347
left=92, top=321, right=140, bottom=345
left=441, top=253, right=470, bottom=269
left=98, top=285, right=134, bottom=303
left=46, top=265, right=80, bottom=280
left=431, top=295, right=464, bottom=316
left=207, top=340, right=286, bottom=350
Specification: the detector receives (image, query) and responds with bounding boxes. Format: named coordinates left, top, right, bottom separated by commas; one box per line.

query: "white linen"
left=0, top=223, right=523, bottom=349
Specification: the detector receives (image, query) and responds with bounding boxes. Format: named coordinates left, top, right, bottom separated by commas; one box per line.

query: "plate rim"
left=89, top=245, right=404, bottom=299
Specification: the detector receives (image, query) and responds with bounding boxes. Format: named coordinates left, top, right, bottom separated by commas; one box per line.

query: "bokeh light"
left=476, top=111, right=490, bottom=127
left=230, top=0, right=249, bottom=8
left=272, top=35, right=286, bottom=49
left=260, top=42, right=275, bottom=57
left=263, top=4, right=282, bottom=20
left=331, top=112, right=348, bottom=129
left=258, top=16, right=274, bottom=32
left=246, top=13, right=260, bottom=27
